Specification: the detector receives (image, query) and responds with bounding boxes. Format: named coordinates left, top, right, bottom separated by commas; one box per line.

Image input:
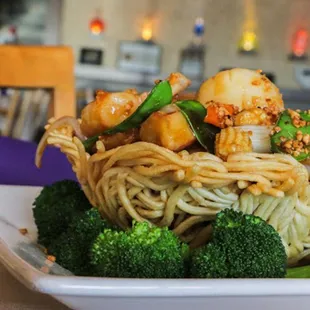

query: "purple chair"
left=0, top=137, right=77, bottom=186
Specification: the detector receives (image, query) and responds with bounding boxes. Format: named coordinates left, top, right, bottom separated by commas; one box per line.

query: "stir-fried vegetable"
left=215, top=127, right=253, bottom=160
left=47, top=208, right=114, bottom=276
left=204, top=103, right=235, bottom=128
left=83, top=80, right=173, bottom=153
left=32, top=180, right=92, bottom=247
left=190, top=209, right=287, bottom=278
left=270, top=109, right=310, bottom=161
left=33, top=181, right=290, bottom=279
left=90, top=221, right=189, bottom=278
left=286, top=265, right=310, bottom=278
left=176, top=100, right=220, bottom=154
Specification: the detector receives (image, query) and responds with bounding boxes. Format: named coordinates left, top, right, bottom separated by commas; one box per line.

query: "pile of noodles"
left=35, top=117, right=310, bottom=265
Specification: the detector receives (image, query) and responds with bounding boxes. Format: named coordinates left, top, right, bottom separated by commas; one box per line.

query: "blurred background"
left=1, top=0, right=310, bottom=142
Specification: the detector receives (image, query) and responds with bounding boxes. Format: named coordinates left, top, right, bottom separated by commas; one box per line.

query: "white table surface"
left=0, top=263, right=69, bottom=310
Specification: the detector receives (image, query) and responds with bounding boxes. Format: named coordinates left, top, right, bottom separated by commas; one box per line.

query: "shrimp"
left=80, top=73, right=191, bottom=137
left=164, top=72, right=191, bottom=96
left=80, top=89, right=145, bottom=137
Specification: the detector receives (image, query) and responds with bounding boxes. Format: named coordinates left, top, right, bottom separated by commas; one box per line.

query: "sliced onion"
left=251, top=138, right=272, bottom=153
left=301, top=159, right=310, bottom=178
left=304, top=164, right=310, bottom=176
left=237, top=125, right=273, bottom=135
left=35, top=116, right=85, bottom=168
left=235, top=125, right=273, bottom=153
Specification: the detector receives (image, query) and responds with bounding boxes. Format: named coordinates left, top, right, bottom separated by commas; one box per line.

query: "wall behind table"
left=61, top=0, right=310, bottom=89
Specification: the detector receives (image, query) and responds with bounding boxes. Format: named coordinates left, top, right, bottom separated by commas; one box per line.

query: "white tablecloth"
left=0, top=264, right=69, bottom=310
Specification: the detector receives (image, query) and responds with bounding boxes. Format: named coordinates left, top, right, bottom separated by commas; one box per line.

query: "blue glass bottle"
left=192, top=17, right=205, bottom=46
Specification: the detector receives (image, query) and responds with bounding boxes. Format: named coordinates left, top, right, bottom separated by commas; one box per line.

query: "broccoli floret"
left=90, top=221, right=189, bottom=278
left=33, top=180, right=81, bottom=207
left=90, top=229, right=130, bottom=277
left=190, top=209, right=287, bottom=278
left=213, top=206, right=245, bottom=229
left=48, top=208, right=113, bottom=275
left=33, top=180, right=92, bottom=247
left=190, top=243, right=228, bottom=278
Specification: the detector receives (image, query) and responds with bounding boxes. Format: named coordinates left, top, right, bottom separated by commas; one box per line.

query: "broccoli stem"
left=286, top=265, right=310, bottom=278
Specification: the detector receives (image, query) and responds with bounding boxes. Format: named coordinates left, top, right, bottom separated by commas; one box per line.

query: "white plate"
left=1, top=185, right=310, bottom=310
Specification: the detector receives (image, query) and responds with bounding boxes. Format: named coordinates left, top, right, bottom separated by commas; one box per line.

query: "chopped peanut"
left=234, top=108, right=270, bottom=126
left=279, top=131, right=309, bottom=157
left=296, top=131, right=303, bottom=141
left=47, top=255, right=56, bottom=262
left=19, top=228, right=28, bottom=235
left=303, top=134, right=310, bottom=145
left=288, top=108, right=307, bottom=128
